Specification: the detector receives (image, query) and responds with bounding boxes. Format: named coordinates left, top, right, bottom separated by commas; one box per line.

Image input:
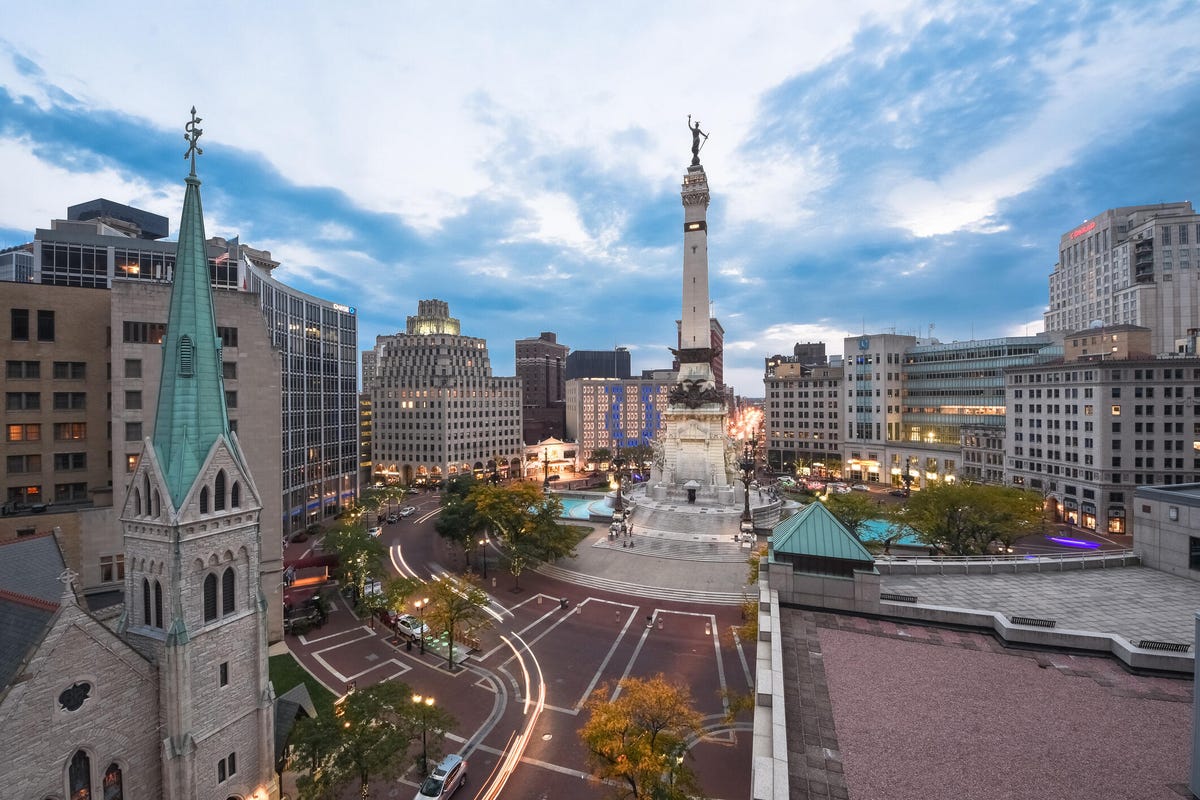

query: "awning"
left=284, top=553, right=338, bottom=570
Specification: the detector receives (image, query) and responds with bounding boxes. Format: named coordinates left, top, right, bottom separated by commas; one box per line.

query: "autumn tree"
left=425, top=574, right=492, bottom=670
left=579, top=674, right=704, bottom=800
left=290, top=680, right=455, bottom=800
left=322, top=520, right=386, bottom=604
left=895, top=482, right=1043, bottom=556
left=470, top=482, right=576, bottom=589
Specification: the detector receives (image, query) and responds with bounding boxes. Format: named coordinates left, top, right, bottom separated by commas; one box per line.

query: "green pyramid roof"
left=151, top=126, right=232, bottom=508
left=770, top=502, right=875, bottom=563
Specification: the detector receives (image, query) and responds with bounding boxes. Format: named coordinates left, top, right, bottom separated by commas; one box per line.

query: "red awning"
left=284, top=553, right=339, bottom=570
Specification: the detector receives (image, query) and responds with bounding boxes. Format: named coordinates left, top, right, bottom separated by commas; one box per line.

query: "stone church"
left=0, top=116, right=282, bottom=800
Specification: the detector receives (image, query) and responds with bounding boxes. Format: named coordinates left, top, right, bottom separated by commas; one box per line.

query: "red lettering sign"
left=1069, top=220, right=1097, bottom=239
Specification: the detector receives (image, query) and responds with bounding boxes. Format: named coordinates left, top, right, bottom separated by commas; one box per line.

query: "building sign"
left=1069, top=220, right=1097, bottom=239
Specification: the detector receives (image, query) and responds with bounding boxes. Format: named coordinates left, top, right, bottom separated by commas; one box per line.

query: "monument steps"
left=592, top=535, right=748, bottom=562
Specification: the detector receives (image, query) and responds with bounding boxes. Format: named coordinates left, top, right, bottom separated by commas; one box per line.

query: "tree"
left=470, top=483, right=576, bottom=589
left=590, top=447, right=612, bottom=472
left=579, top=674, right=704, bottom=800
left=823, top=492, right=878, bottom=540
left=322, top=520, right=386, bottom=604
left=290, top=680, right=454, bottom=800
left=434, top=475, right=483, bottom=565
left=622, top=444, right=655, bottom=480
left=425, top=575, right=492, bottom=670
left=895, top=482, right=1043, bottom=556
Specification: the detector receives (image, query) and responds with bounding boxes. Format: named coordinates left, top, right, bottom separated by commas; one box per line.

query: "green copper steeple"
left=152, top=108, right=232, bottom=508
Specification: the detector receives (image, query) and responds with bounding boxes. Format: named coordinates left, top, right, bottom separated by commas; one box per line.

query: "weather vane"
left=184, top=106, right=203, bottom=175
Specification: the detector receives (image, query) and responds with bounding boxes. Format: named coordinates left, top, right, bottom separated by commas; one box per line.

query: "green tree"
left=896, top=482, right=1043, bottom=556
left=322, top=520, right=386, bottom=603
left=425, top=575, right=492, bottom=670
left=291, top=680, right=454, bottom=800
left=823, top=492, right=879, bottom=540
left=470, top=483, right=576, bottom=588
left=434, top=475, right=483, bottom=566
left=579, top=674, right=704, bottom=800
left=590, top=447, right=612, bottom=472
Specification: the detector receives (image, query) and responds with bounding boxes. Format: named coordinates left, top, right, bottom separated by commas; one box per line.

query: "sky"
left=2, top=1, right=1200, bottom=396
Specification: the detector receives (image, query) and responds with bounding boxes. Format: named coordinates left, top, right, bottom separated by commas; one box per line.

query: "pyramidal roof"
left=151, top=109, right=233, bottom=507
left=770, top=502, right=875, bottom=563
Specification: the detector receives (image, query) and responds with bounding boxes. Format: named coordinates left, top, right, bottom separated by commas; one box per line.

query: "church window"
left=143, top=475, right=150, bottom=513
left=154, top=581, right=163, bottom=629
left=219, top=662, right=228, bottom=686
left=231, top=481, right=241, bottom=508
left=142, top=578, right=152, bottom=627
left=217, top=752, right=237, bottom=782
left=69, top=749, right=91, bottom=799
left=222, top=567, right=235, bottom=615
left=214, top=470, right=226, bottom=511
left=58, top=682, right=92, bottom=712
left=153, top=489, right=160, bottom=517
left=200, top=486, right=209, bottom=514
left=204, top=573, right=218, bottom=622
left=133, top=488, right=141, bottom=516
left=179, top=335, right=194, bottom=378
left=103, top=762, right=123, bottom=800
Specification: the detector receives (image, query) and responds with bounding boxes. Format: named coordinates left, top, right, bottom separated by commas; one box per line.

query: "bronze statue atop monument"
left=687, top=114, right=708, bottom=166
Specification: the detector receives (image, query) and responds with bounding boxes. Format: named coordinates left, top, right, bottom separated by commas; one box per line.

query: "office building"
left=368, top=299, right=523, bottom=484
left=565, top=376, right=673, bottom=459
left=516, top=331, right=568, bottom=444
left=565, top=347, right=631, bottom=380
left=1045, top=203, right=1200, bottom=356
left=1004, top=324, right=1200, bottom=534
left=763, top=361, right=843, bottom=475
left=0, top=244, right=34, bottom=282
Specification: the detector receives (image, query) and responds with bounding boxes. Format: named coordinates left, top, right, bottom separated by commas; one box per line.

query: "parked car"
left=776, top=476, right=796, bottom=487
left=368, top=526, right=383, bottom=538
left=386, top=513, right=399, bottom=524
left=398, top=506, right=417, bottom=517
left=415, top=754, right=467, bottom=800
left=889, top=489, right=910, bottom=498
left=393, top=613, right=430, bottom=641
left=828, top=483, right=851, bottom=494
left=850, top=483, right=870, bottom=492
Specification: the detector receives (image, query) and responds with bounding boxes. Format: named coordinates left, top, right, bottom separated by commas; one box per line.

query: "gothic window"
left=58, top=682, right=92, bottom=711
left=142, top=578, right=151, bottom=627
left=231, top=481, right=241, bottom=508
left=214, top=470, right=226, bottom=511
left=222, top=567, right=235, bottom=615
left=69, top=749, right=91, bottom=799
left=179, top=335, right=194, bottom=377
left=103, top=762, right=123, bottom=800
left=133, top=487, right=141, bottom=516
left=154, top=581, right=163, bottom=629
left=153, top=489, right=160, bottom=517
left=200, top=486, right=209, bottom=514
left=142, top=474, right=151, bottom=514
left=204, top=573, right=218, bottom=622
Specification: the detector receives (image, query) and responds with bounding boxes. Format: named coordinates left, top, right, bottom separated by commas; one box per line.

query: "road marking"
left=731, top=627, right=753, bottom=687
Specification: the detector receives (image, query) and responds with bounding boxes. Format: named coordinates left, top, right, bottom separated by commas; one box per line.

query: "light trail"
left=474, top=633, right=545, bottom=799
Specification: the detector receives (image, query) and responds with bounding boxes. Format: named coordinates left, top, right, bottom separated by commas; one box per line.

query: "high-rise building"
left=368, top=300, right=523, bottom=484
left=516, top=331, right=568, bottom=444
left=565, top=376, right=672, bottom=458
left=1045, top=203, right=1200, bottom=355
left=1004, top=324, right=1200, bottom=535
left=763, top=362, right=843, bottom=474
left=565, top=347, right=632, bottom=380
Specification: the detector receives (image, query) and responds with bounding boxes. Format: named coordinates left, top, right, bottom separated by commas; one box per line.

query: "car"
left=393, top=613, right=430, bottom=641
left=415, top=754, right=467, bottom=800
left=776, top=476, right=796, bottom=487
left=828, top=483, right=851, bottom=494
left=889, top=489, right=910, bottom=498
left=367, top=526, right=383, bottom=538
left=385, top=513, right=399, bottom=524
left=850, top=483, right=870, bottom=492
left=398, top=506, right=417, bottom=517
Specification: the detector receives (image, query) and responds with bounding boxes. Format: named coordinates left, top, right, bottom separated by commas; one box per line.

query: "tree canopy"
left=893, top=482, right=1043, bottom=555
left=434, top=474, right=484, bottom=564
left=290, top=680, right=454, bottom=800
left=425, top=575, right=492, bottom=669
left=321, top=520, right=386, bottom=601
left=579, top=674, right=704, bottom=800
left=469, top=482, right=577, bottom=588
left=822, top=492, right=878, bottom=540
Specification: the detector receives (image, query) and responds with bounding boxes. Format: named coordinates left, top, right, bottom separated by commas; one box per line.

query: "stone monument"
left=649, top=119, right=738, bottom=505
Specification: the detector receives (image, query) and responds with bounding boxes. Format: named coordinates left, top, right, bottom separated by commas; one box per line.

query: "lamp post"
left=478, top=537, right=489, bottom=579
left=412, top=693, right=435, bottom=776
left=414, top=597, right=429, bottom=654
left=739, top=438, right=756, bottom=526
left=542, top=447, right=550, bottom=489
left=611, top=450, right=627, bottom=516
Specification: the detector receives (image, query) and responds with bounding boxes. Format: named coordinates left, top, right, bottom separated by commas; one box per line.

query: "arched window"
left=153, top=581, right=164, bottom=629
left=214, top=470, right=226, bottom=511
left=103, top=762, right=123, bottom=800
left=200, top=486, right=209, bottom=514
left=204, top=573, right=218, bottom=622
left=222, top=567, right=235, bottom=615
left=133, top=488, right=141, bottom=516
left=142, top=578, right=151, bottom=627
left=153, top=489, right=160, bottom=517
left=231, top=481, right=241, bottom=508
left=143, top=475, right=151, bottom=514
left=69, top=749, right=91, bottom=799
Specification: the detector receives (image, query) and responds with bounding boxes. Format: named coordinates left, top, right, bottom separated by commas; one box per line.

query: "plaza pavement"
left=551, top=522, right=1200, bottom=647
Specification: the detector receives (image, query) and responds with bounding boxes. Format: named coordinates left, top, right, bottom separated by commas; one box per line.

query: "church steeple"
left=152, top=107, right=232, bottom=508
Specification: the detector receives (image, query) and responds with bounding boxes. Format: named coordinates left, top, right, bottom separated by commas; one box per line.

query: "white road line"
left=731, top=627, right=753, bottom=687
left=573, top=606, right=640, bottom=712
left=707, top=612, right=729, bottom=714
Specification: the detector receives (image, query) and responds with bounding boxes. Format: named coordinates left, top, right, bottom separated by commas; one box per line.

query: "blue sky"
left=2, top=1, right=1200, bottom=395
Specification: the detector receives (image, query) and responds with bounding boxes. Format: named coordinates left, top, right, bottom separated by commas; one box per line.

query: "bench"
left=1137, top=639, right=1191, bottom=653
left=1010, top=615, right=1057, bottom=628
left=880, top=592, right=918, bottom=603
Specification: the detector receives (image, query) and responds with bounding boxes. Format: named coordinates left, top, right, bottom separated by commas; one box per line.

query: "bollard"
left=538, top=595, right=542, bottom=605
left=646, top=614, right=653, bottom=628
left=615, top=609, right=620, bottom=622
left=491, top=577, right=497, bottom=588
left=658, top=618, right=663, bottom=630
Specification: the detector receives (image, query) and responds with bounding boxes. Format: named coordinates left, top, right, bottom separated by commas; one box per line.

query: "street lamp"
left=542, top=447, right=551, bottom=489
left=478, top=537, right=489, bottom=579
left=414, top=597, right=429, bottom=654
left=412, top=693, right=435, bottom=776
left=739, top=442, right=756, bottom=527
left=611, top=450, right=627, bottom=516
